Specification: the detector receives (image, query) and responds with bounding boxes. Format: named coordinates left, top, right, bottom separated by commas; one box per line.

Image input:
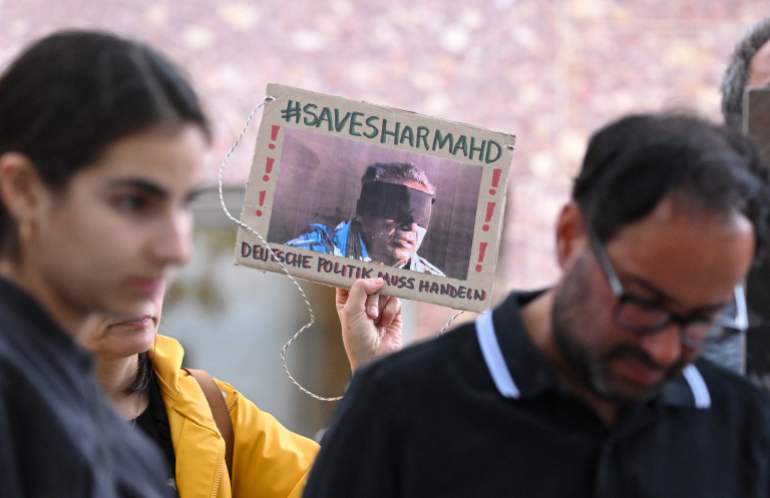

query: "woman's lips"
left=118, top=315, right=156, bottom=328
left=106, top=315, right=157, bottom=332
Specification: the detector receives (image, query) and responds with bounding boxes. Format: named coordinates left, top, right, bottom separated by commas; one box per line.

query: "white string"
left=438, top=310, right=465, bottom=335
left=217, top=96, right=343, bottom=402
left=218, top=97, right=478, bottom=400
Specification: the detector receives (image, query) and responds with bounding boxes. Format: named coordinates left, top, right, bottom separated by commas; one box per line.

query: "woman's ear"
left=555, top=201, right=587, bottom=269
left=0, top=152, right=45, bottom=230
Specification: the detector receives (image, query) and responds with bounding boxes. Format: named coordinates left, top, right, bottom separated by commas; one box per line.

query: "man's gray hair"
left=361, top=162, right=436, bottom=194
left=721, top=17, right=770, bottom=130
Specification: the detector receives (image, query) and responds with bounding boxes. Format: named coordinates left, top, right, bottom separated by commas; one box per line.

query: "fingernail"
left=368, top=306, right=379, bottom=318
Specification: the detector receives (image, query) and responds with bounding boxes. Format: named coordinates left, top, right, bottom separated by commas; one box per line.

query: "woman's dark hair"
left=573, top=113, right=770, bottom=265
left=0, top=29, right=211, bottom=258
left=721, top=17, right=770, bottom=130
left=129, top=352, right=153, bottom=393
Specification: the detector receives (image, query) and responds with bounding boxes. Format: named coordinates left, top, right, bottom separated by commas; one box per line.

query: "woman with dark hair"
left=0, top=29, right=402, bottom=498
left=0, top=29, right=210, bottom=498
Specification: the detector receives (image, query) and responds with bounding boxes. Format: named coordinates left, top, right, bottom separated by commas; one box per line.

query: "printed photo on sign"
left=269, top=128, right=481, bottom=280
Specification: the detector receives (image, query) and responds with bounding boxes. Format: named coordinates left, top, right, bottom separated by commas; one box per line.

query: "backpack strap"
left=185, top=368, right=234, bottom=478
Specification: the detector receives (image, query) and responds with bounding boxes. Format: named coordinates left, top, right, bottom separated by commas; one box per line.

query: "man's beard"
left=551, top=255, right=687, bottom=404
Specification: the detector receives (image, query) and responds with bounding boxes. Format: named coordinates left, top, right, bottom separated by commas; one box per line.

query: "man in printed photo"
left=287, top=162, right=445, bottom=276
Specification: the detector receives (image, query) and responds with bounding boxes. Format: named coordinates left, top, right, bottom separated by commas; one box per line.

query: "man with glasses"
left=304, top=113, right=770, bottom=498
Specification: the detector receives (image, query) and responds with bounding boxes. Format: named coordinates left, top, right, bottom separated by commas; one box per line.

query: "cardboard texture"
left=235, top=84, right=515, bottom=311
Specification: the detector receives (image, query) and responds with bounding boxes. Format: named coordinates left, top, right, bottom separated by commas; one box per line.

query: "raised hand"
left=336, top=278, right=403, bottom=372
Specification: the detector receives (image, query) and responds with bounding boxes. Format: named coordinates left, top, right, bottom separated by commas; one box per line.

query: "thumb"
left=344, top=278, right=386, bottom=316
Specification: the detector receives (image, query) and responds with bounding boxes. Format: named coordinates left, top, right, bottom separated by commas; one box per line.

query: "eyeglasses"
left=587, top=228, right=748, bottom=348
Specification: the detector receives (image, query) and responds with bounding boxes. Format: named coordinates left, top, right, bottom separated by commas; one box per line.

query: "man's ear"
left=555, top=201, right=586, bottom=269
left=0, top=152, right=46, bottom=228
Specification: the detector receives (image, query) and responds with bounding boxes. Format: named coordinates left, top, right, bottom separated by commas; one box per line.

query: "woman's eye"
left=182, top=196, right=198, bottom=211
left=113, top=195, right=150, bottom=212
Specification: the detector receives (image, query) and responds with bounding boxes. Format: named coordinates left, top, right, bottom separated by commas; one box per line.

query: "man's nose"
left=637, top=323, right=683, bottom=369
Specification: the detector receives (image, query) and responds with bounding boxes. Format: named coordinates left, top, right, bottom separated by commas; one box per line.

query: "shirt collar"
left=475, top=290, right=711, bottom=410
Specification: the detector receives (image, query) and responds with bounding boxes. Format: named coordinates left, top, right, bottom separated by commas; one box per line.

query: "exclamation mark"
left=269, top=125, right=280, bottom=149
left=263, top=157, right=274, bottom=182
left=489, top=169, right=502, bottom=195
left=482, top=202, right=496, bottom=232
left=256, top=190, right=266, bottom=217
left=475, top=242, right=488, bottom=272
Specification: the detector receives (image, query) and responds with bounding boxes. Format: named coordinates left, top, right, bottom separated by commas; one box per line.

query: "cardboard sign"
left=234, top=84, right=515, bottom=311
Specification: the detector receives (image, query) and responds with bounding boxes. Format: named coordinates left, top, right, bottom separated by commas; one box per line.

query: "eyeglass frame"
left=585, top=227, right=748, bottom=347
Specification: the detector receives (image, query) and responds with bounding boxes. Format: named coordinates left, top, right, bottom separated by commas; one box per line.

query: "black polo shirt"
left=0, top=278, right=171, bottom=498
left=304, top=291, right=770, bottom=498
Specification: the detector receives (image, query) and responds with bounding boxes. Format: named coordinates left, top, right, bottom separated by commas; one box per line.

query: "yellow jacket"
left=149, top=335, right=319, bottom=498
